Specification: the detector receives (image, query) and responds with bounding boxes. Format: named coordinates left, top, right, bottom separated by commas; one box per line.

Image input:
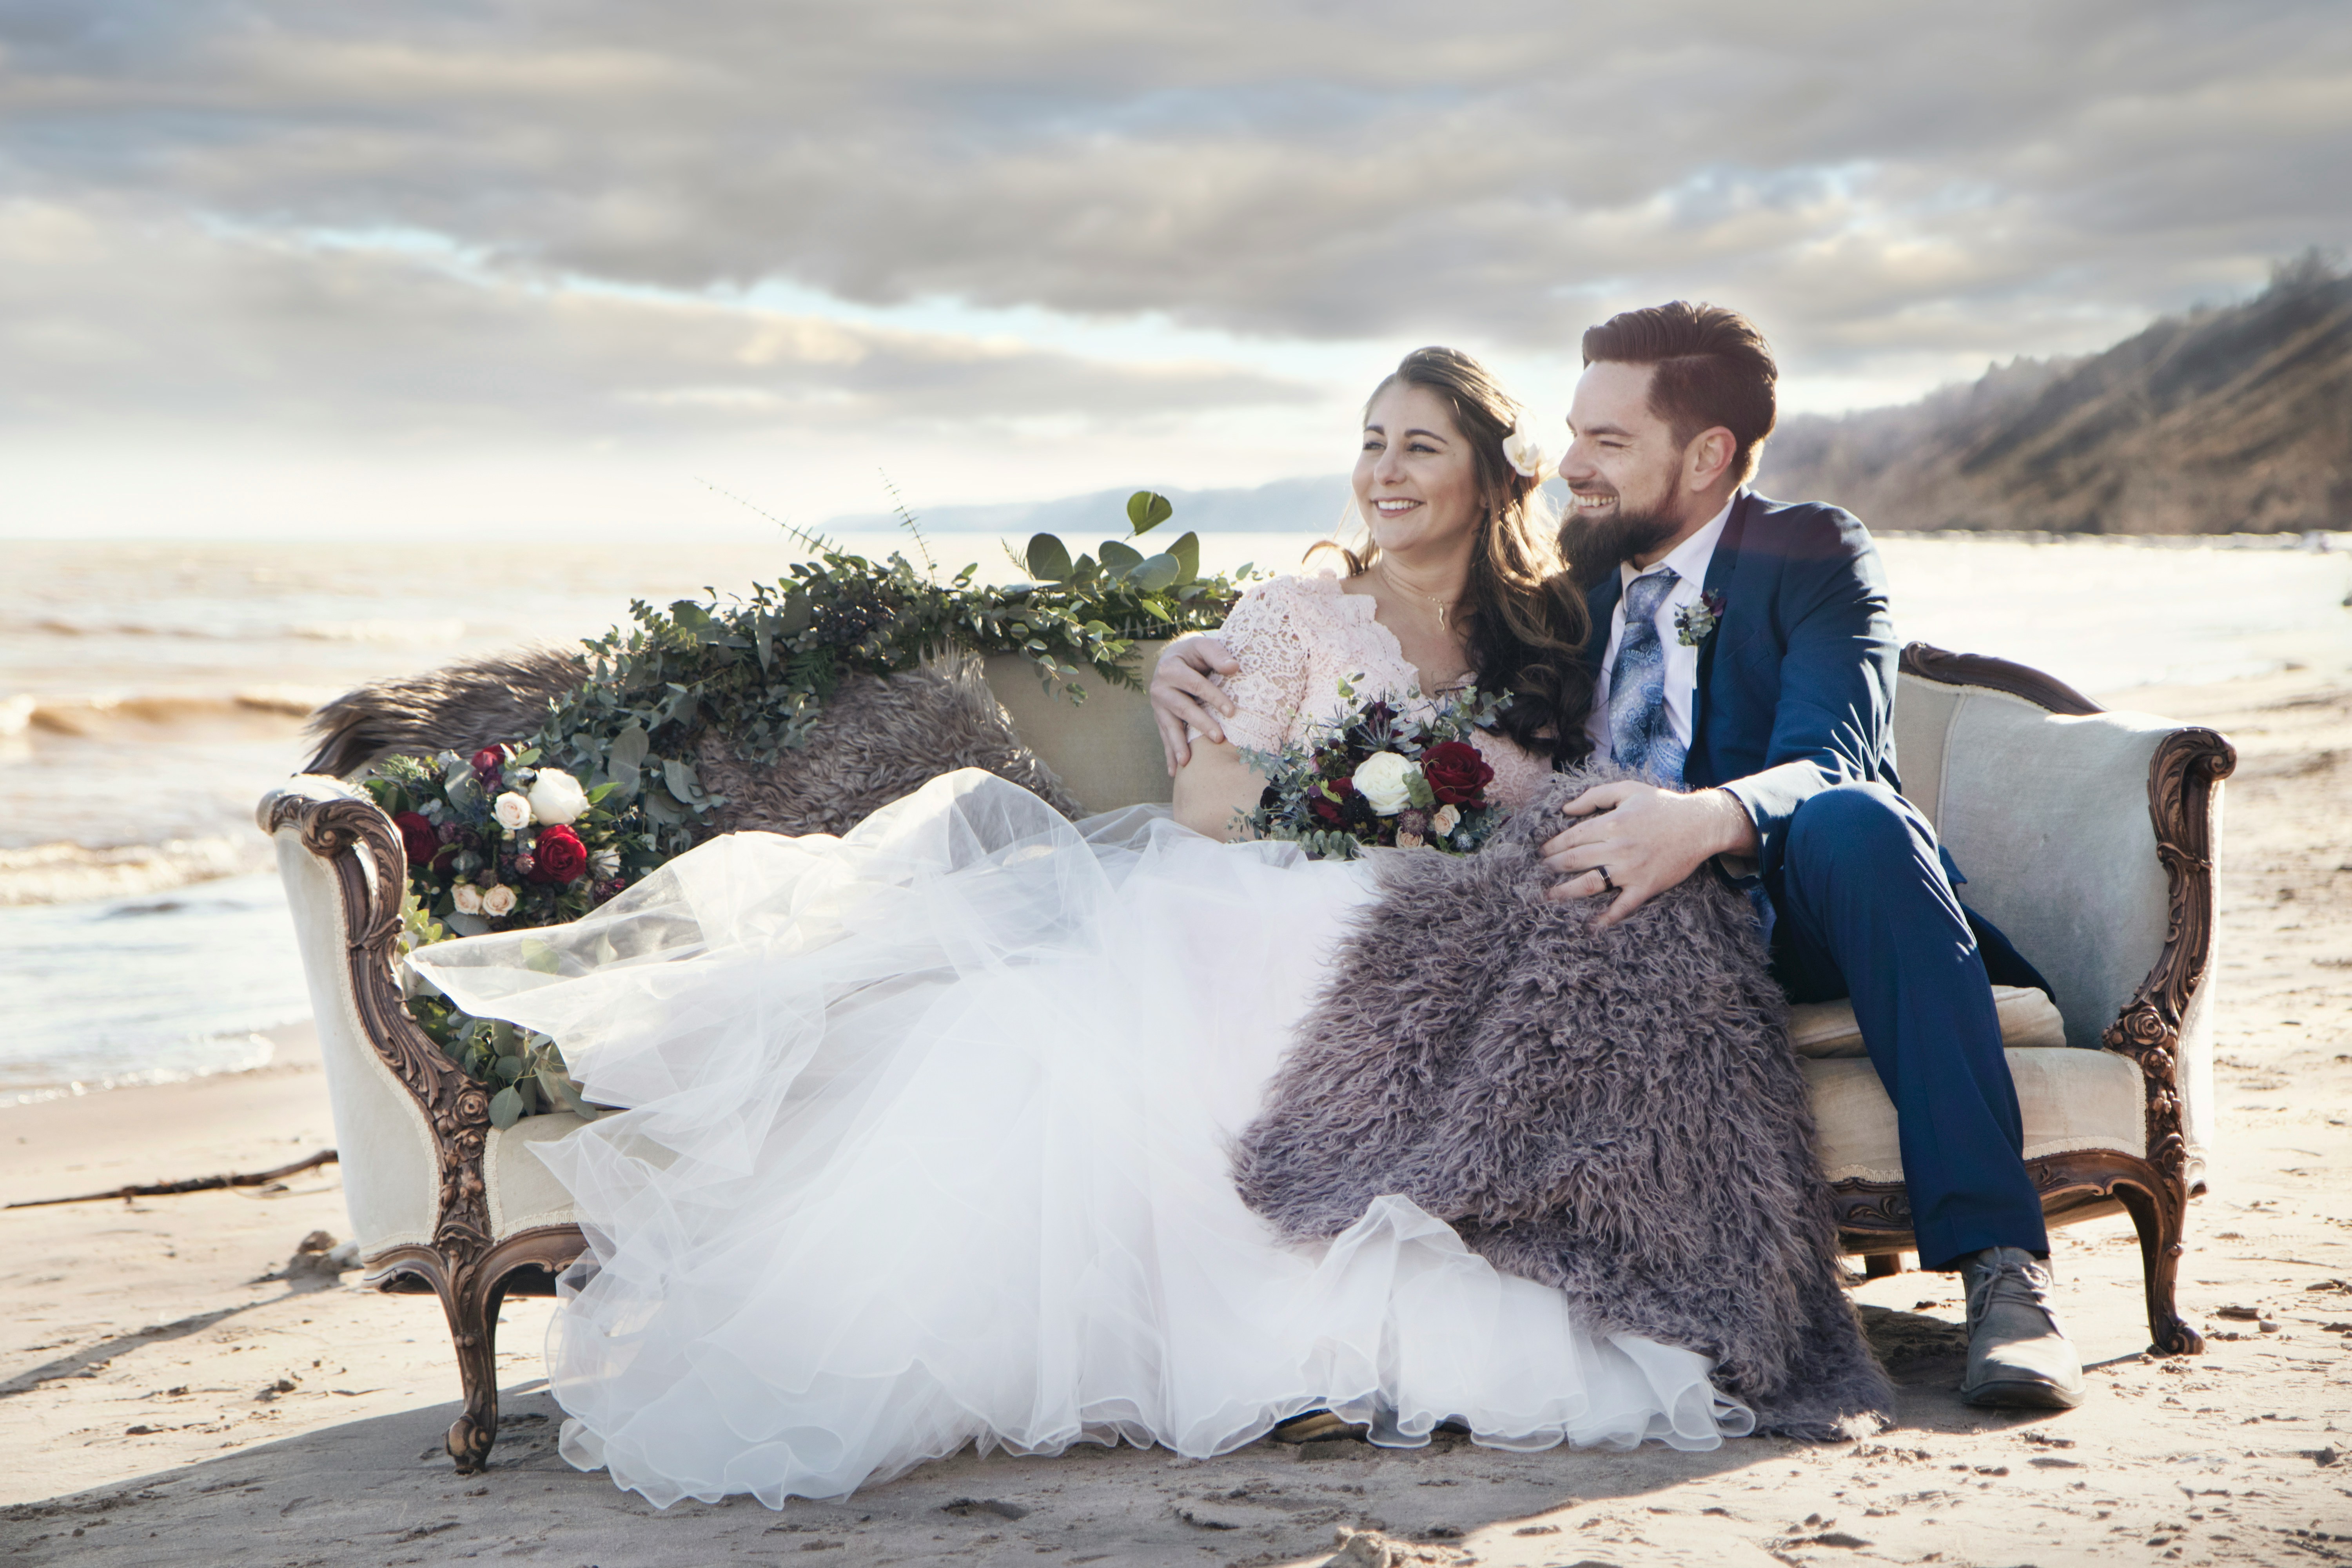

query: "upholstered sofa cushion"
left=486, top=1112, right=586, bottom=1239
left=1787, top=984, right=2067, bottom=1059
left=1804, top=1046, right=2146, bottom=1185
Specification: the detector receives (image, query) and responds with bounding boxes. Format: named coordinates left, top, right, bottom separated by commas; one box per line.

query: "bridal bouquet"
left=362, top=742, right=642, bottom=937
left=1237, top=679, right=1511, bottom=859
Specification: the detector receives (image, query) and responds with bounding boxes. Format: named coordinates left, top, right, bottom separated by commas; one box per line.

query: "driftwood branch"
left=5, top=1149, right=339, bottom=1209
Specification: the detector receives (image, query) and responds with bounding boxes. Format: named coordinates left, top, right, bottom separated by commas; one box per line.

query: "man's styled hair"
left=1581, top=302, right=1778, bottom=484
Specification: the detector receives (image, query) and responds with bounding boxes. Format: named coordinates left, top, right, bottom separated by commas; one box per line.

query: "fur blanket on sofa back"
left=1232, top=763, right=1895, bottom=1439
left=301, top=646, right=1084, bottom=834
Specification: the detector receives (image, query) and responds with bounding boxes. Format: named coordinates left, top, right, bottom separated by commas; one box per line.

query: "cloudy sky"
left=4, top=0, right=2347, bottom=538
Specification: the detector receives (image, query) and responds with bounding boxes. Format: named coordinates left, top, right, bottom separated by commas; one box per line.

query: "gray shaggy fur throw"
left=1233, top=762, right=1894, bottom=1441
left=302, top=650, right=1083, bottom=834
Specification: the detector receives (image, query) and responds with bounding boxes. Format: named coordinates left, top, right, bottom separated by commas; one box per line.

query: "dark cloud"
left=2, top=0, right=2345, bottom=419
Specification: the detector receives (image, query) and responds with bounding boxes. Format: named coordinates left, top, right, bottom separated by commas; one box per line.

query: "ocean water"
left=3, top=530, right=2347, bottom=1098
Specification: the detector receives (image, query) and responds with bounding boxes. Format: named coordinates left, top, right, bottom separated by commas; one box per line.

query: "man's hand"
left=1541, top=782, right=1760, bottom=926
left=1150, top=635, right=1240, bottom=774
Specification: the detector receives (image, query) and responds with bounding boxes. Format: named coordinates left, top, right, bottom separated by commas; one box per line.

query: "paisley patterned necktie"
left=1607, top=567, right=1686, bottom=784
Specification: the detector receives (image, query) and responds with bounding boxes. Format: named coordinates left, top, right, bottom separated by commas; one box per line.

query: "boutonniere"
left=1674, top=589, right=1726, bottom=648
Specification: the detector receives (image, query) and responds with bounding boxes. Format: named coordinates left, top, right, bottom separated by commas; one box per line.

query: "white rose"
left=452, top=883, right=483, bottom=915
left=493, top=791, right=533, bottom=833
left=527, top=768, right=590, bottom=826
left=1351, top=751, right=1418, bottom=816
left=1501, top=425, right=1552, bottom=483
left=589, top=847, right=621, bottom=880
left=480, top=883, right=518, bottom=917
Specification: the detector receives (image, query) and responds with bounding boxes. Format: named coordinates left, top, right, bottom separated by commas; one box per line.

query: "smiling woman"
left=1171, top=347, right=1593, bottom=836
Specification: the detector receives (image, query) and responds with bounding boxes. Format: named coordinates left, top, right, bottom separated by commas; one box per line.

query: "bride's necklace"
left=1379, top=560, right=1461, bottom=632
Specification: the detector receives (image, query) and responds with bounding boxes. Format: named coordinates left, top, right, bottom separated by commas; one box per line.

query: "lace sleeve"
left=1203, top=578, right=1316, bottom=754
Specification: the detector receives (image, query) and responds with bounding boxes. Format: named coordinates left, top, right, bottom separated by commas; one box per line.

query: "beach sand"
left=3, top=663, right=2347, bottom=1567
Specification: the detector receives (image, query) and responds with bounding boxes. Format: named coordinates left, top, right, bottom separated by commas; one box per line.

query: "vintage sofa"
left=260, top=641, right=2230, bottom=1473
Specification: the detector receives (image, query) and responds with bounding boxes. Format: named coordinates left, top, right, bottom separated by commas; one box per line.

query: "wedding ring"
left=1596, top=865, right=1616, bottom=893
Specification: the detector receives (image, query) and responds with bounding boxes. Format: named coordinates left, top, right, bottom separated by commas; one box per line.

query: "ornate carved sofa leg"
left=2112, top=1174, right=2202, bottom=1356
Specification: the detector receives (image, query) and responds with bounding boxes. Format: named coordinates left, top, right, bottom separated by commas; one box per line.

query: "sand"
left=4, top=663, right=2348, bottom=1567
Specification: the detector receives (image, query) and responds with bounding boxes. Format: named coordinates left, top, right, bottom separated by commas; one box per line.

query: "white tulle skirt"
left=412, top=769, right=1752, bottom=1506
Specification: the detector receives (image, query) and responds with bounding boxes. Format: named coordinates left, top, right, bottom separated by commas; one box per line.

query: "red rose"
left=530, top=824, right=589, bottom=884
left=392, top=811, right=441, bottom=873
left=1310, top=777, right=1357, bottom=825
left=1421, top=741, right=1494, bottom=805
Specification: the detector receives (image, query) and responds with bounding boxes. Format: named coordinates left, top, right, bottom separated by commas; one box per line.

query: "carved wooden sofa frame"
left=262, top=639, right=2229, bottom=1474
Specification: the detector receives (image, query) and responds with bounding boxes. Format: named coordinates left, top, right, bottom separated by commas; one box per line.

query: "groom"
left=1149, top=302, right=2085, bottom=1410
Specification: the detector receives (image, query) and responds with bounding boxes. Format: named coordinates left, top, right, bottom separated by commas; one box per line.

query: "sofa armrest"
left=2099, top=728, right=2233, bottom=1194
left=258, top=777, right=498, bottom=1258
left=1895, top=645, right=2235, bottom=1192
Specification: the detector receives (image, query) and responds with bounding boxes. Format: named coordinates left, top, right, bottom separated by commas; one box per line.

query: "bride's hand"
left=1540, top=782, right=1760, bottom=927
left=1151, top=635, right=1241, bottom=774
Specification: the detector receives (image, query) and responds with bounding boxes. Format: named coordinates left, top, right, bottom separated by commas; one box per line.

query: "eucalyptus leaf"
left=1025, top=533, right=1074, bottom=583
left=488, top=1086, right=524, bottom=1130
left=1099, top=540, right=1144, bottom=578
left=520, top=937, right=562, bottom=976
left=1126, top=490, right=1174, bottom=534
left=1129, top=552, right=1181, bottom=592
left=1169, top=530, right=1200, bottom=584
left=607, top=720, right=648, bottom=801
left=662, top=757, right=706, bottom=804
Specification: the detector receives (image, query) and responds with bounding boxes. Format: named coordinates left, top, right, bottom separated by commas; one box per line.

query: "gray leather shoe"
left=1958, top=1246, right=2085, bottom=1409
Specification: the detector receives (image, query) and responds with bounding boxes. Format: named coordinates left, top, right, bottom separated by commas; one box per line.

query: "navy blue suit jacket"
left=1583, top=489, right=1900, bottom=887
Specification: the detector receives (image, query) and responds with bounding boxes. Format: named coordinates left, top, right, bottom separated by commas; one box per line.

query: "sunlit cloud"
left=1, top=0, right=2344, bottom=534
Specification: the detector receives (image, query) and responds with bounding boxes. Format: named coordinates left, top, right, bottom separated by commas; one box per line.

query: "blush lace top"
left=1205, top=572, right=1557, bottom=812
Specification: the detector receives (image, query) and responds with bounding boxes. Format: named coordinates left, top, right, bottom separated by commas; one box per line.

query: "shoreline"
left=4, top=655, right=2348, bottom=1566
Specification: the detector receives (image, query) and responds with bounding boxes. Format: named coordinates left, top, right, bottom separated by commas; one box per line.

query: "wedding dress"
left=412, top=573, right=1753, bottom=1508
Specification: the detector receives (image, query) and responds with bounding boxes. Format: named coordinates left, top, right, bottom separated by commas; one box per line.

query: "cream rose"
left=452, top=883, right=484, bottom=915
left=480, top=883, right=518, bottom=917
left=1432, top=803, right=1461, bottom=836
left=589, top=847, right=621, bottom=880
left=1501, top=425, right=1552, bottom=483
left=526, top=768, right=590, bottom=826
left=493, top=791, right=533, bottom=833
left=1350, top=751, right=1418, bottom=816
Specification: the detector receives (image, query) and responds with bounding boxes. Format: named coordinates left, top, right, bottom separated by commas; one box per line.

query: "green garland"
left=525, top=493, right=1253, bottom=860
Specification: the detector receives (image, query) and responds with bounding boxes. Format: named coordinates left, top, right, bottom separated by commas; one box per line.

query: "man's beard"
left=1558, top=485, right=1682, bottom=587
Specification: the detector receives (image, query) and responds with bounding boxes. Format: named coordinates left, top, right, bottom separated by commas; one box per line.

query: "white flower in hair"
left=1501, top=423, right=1552, bottom=482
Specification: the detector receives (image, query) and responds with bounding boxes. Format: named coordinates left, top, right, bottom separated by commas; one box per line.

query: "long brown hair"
left=1317, top=346, right=1595, bottom=766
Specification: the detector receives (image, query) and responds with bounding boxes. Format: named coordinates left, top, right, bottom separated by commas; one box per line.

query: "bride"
left=411, top=347, right=1758, bottom=1510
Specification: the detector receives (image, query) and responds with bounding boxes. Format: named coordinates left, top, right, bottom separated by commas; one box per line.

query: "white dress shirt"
left=1583, top=494, right=1737, bottom=763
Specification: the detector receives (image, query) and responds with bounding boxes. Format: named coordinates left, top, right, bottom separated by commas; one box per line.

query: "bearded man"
left=1149, top=301, right=2085, bottom=1411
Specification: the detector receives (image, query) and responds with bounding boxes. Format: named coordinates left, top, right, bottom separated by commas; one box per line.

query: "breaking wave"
left=0, top=836, right=277, bottom=907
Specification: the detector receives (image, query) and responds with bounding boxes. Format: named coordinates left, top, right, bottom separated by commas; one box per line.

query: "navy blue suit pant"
left=1764, top=781, right=2051, bottom=1270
